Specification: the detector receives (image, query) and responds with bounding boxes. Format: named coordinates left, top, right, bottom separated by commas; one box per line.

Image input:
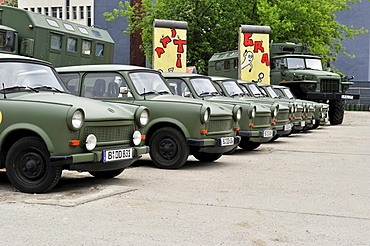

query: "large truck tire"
left=329, top=99, right=344, bottom=125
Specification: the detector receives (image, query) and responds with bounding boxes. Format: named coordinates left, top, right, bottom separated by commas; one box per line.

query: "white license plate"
left=262, top=129, right=273, bottom=138
left=103, top=148, right=133, bottom=162
left=301, top=121, right=306, bottom=127
left=220, top=137, right=234, bottom=146
left=312, top=119, right=316, bottom=124
left=284, top=123, right=292, bottom=131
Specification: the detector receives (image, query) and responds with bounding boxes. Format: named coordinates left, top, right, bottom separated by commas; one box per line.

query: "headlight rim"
left=67, top=108, right=85, bottom=131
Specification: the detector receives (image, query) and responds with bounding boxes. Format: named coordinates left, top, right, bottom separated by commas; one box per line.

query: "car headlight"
left=67, top=108, right=85, bottom=131
left=233, top=106, right=242, bottom=121
left=201, top=107, right=211, bottom=123
left=133, top=130, right=142, bottom=146
left=271, top=105, right=279, bottom=117
left=85, top=134, right=97, bottom=151
left=135, top=107, right=150, bottom=127
left=250, top=106, right=256, bottom=119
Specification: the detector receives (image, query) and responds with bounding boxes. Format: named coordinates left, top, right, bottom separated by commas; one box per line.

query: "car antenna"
left=2, top=83, right=6, bottom=99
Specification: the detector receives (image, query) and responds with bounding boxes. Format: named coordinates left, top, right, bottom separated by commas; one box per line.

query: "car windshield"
left=0, top=62, right=66, bottom=91
left=265, top=86, right=279, bottom=98
left=283, top=88, right=295, bottom=99
left=222, top=81, right=245, bottom=96
left=190, top=78, right=219, bottom=96
left=129, top=72, right=171, bottom=95
left=286, top=57, right=323, bottom=70
left=247, top=83, right=264, bottom=97
left=305, top=58, right=323, bottom=70
left=286, top=58, right=305, bottom=69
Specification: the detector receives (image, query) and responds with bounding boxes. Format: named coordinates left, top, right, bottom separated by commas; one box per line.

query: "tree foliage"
left=104, top=0, right=367, bottom=74
left=0, top=0, right=18, bottom=7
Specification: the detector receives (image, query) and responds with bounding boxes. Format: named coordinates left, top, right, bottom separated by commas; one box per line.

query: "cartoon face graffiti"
left=241, top=50, right=254, bottom=72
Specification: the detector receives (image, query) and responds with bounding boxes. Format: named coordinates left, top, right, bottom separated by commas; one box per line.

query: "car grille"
left=320, top=79, right=340, bottom=93
left=254, top=115, right=272, bottom=127
left=83, top=125, right=134, bottom=142
left=206, top=119, right=232, bottom=132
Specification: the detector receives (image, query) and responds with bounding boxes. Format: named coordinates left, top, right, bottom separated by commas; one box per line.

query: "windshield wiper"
left=158, top=90, right=171, bottom=95
left=32, top=86, right=64, bottom=93
left=229, top=92, right=244, bottom=97
left=0, top=86, right=39, bottom=93
left=199, top=91, right=218, bottom=97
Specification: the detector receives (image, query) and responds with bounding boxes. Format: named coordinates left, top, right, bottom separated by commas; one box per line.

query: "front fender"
left=145, top=117, right=191, bottom=138
left=0, top=123, right=55, bottom=153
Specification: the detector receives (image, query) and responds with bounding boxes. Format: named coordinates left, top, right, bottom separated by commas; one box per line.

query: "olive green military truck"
left=0, top=5, right=114, bottom=67
left=56, top=65, right=242, bottom=169
left=0, top=54, right=149, bottom=193
left=208, top=42, right=359, bottom=125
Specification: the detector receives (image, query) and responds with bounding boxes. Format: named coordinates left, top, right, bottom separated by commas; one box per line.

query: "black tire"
left=312, top=120, right=320, bottom=129
left=89, top=168, right=125, bottom=179
left=329, top=99, right=344, bottom=125
left=268, top=134, right=280, bottom=142
left=239, top=140, right=261, bottom=151
left=192, top=152, right=223, bottom=162
left=5, top=137, right=62, bottom=193
left=149, top=127, right=189, bottom=169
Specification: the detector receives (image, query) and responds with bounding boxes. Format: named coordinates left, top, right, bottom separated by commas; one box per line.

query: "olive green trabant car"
left=255, top=83, right=316, bottom=132
left=205, top=76, right=292, bottom=141
left=272, top=85, right=329, bottom=128
left=162, top=72, right=279, bottom=150
left=56, top=65, right=242, bottom=169
left=0, top=54, right=149, bottom=193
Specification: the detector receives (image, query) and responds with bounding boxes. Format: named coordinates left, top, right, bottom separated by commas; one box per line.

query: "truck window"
left=50, top=33, right=62, bottom=50
left=96, top=43, right=104, bottom=57
left=82, top=40, right=91, bottom=55
left=67, top=37, right=77, bottom=52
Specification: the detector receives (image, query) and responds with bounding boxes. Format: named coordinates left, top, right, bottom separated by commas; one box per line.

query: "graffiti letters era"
left=238, top=25, right=270, bottom=84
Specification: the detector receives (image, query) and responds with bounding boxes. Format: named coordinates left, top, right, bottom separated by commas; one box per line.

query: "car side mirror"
left=119, top=86, right=129, bottom=94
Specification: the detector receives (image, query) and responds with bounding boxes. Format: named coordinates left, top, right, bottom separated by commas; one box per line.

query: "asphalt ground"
left=0, top=111, right=369, bottom=245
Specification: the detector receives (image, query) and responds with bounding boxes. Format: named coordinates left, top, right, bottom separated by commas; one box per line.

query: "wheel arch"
left=145, top=120, right=189, bottom=146
left=0, top=124, right=54, bottom=168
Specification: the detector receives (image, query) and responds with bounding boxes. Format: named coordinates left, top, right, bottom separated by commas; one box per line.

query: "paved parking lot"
left=0, top=111, right=369, bottom=245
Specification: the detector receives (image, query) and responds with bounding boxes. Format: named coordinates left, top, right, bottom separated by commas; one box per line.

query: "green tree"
left=105, top=0, right=366, bottom=74
left=1, top=0, right=18, bottom=7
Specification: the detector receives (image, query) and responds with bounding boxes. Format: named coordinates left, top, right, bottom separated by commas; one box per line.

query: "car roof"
left=56, top=64, right=154, bottom=73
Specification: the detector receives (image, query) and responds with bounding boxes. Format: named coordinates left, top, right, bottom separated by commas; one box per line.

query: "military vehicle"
left=56, top=65, right=242, bottom=169
left=208, top=41, right=359, bottom=125
left=239, top=81, right=314, bottom=132
left=162, top=72, right=282, bottom=150
left=0, top=54, right=149, bottom=193
left=0, top=5, right=114, bottom=67
left=208, top=76, right=293, bottom=140
left=272, top=85, right=329, bottom=128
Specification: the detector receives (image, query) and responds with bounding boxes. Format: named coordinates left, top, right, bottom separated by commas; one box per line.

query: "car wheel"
left=5, top=137, right=62, bottom=193
left=192, top=152, right=223, bottom=162
left=329, top=99, right=344, bottom=125
left=89, top=168, right=125, bottom=179
left=149, top=127, right=189, bottom=169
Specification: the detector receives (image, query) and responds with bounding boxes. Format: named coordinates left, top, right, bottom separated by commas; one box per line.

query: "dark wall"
left=333, top=1, right=370, bottom=81
left=94, top=0, right=130, bottom=65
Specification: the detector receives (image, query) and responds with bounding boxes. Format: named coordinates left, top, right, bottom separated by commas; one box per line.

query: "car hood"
left=9, top=92, right=137, bottom=121
left=147, top=94, right=233, bottom=116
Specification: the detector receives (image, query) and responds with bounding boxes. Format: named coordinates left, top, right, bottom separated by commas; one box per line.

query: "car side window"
left=58, top=73, right=80, bottom=95
left=83, top=72, right=132, bottom=98
left=166, top=78, right=192, bottom=98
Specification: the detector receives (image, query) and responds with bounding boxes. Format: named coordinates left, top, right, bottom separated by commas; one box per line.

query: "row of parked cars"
left=0, top=54, right=329, bottom=193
